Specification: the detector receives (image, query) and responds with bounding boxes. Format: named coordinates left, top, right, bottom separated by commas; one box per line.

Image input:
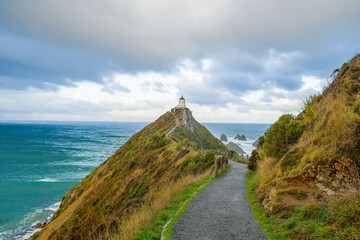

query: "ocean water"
left=0, top=121, right=269, bottom=239
left=203, top=123, right=270, bottom=155
left=0, top=121, right=147, bottom=239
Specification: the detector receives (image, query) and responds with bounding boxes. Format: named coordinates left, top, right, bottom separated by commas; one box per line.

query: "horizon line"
left=0, top=119, right=272, bottom=124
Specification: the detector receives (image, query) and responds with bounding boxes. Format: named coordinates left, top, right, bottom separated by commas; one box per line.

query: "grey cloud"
left=152, top=81, right=167, bottom=93
left=1, top=0, right=359, bottom=67
left=0, top=30, right=123, bottom=90
left=0, top=0, right=359, bottom=110
left=101, top=81, right=130, bottom=94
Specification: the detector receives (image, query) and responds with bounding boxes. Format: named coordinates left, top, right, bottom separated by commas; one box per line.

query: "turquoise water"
left=0, top=121, right=147, bottom=239
left=0, top=121, right=269, bottom=239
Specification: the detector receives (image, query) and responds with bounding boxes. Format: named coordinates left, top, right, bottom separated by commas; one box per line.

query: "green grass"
left=247, top=170, right=334, bottom=240
left=246, top=170, right=285, bottom=239
left=247, top=170, right=360, bottom=240
left=134, top=164, right=231, bottom=240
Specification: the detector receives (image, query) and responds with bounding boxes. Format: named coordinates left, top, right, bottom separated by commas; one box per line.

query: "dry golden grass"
left=256, top=157, right=283, bottom=190
left=257, top=157, right=277, bottom=181
left=253, top=54, right=360, bottom=201
left=36, top=162, right=110, bottom=240
left=261, top=90, right=360, bottom=187
left=115, top=169, right=212, bottom=240
left=247, top=54, right=360, bottom=240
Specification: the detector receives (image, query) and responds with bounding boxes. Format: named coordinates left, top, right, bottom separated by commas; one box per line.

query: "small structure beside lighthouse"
left=176, top=96, right=186, bottom=109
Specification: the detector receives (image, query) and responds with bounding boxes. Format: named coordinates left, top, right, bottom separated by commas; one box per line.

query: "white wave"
left=226, top=138, right=256, bottom=156
left=12, top=228, right=41, bottom=240
left=50, top=160, right=101, bottom=167
left=35, top=178, right=59, bottom=182
left=7, top=200, right=61, bottom=240
left=46, top=201, right=61, bottom=212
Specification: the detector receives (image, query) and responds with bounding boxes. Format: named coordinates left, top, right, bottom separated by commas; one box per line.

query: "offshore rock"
left=235, top=134, right=247, bottom=141
left=226, top=142, right=246, bottom=155
left=253, top=139, right=259, bottom=147
left=220, top=134, right=228, bottom=142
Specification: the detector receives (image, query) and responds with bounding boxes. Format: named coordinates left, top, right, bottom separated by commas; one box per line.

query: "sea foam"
left=35, top=178, right=59, bottom=182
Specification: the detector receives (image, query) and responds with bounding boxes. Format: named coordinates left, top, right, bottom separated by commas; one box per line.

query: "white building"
left=176, top=96, right=186, bottom=108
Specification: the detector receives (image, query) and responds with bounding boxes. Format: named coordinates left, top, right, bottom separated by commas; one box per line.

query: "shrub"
left=353, top=97, right=360, bottom=115
left=257, top=136, right=265, bottom=148
left=248, top=150, right=260, bottom=170
left=301, top=95, right=321, bottom=124
left=32, top=232, right=40, bottom=240
left=180, top=152, right=215, bottom=174
left=136, top=186, right=149, bottom=198
left=117, top=179, right=123, bottom=186
left=49, top=230, right=57, bottom=239
left=147, top=133, right=171, bottom=150
left=261, top=114, right=305, bottom=158
left=280, top=148, right=303, bottom=171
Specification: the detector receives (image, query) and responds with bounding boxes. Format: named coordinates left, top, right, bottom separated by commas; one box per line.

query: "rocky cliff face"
left=182, top=108, right=195, bottom=132
left=171, top=108, right=228, bottom=152
left=227, top=141, right=246, bottom=155
left=32, top=108, right=226, bottom=240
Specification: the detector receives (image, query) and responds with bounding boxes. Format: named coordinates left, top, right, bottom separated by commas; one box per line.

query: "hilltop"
left=249, top=53, right=360, bottom=239
left=32, top=107, right=227, bottom=239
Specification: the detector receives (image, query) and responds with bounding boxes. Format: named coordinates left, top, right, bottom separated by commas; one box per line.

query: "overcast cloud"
left=0, top=0, right=359, bottom=122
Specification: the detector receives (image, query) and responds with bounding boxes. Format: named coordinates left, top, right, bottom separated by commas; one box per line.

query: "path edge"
left=160, top=164, right=231, bottom=240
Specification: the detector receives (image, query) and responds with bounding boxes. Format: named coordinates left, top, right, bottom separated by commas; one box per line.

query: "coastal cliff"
left=32, top=107, right=227, bottom=239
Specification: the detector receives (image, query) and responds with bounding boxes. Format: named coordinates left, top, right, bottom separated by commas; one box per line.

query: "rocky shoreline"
left=12, top=212, right=53, bottom=239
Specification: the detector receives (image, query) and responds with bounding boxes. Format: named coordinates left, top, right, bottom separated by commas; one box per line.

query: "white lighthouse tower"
left=176, top=96, right=186, bottom=109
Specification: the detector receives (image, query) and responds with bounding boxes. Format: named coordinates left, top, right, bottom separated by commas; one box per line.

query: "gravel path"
left=172, top=160, right=266, bottom=240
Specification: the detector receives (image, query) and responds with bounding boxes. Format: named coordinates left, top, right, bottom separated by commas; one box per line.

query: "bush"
left=301, top=95, right=321, bottom=124
left=180, top=152, right=215, bottom=174
left=261, top=114, right=305, bottom=158
left=280, top=148, right=304, bottom=171
left=257, top=136, right=265, bottom=148
left=227, top=150, right=248, bottom=164
left=32, top=232, right=40, bottom=240
left=136, top=186, right=149, bottom=198
left=248, top=150, right=260, bottom=170
left=147, top=133, right=171, bottom=150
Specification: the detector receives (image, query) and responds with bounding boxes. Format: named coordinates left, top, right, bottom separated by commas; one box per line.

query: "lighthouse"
left=176, top=96, right=186, bottom=109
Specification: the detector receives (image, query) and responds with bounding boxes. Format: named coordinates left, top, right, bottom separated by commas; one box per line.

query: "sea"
left=0, top=121, right=269, bottom=239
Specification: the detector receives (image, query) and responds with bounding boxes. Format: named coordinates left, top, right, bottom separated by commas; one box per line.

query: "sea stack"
left=220, top=134, right=228, bottom=142
left=235, top=134, right=247, bottom=141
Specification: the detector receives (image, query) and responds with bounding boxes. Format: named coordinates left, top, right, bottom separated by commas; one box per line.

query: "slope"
left=32, top=107, right=227, bottom=240
left=249, top=53, right=360, bottom=239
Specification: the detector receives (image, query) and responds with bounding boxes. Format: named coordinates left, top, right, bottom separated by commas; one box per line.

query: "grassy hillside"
left=249, top=54, right=360, bottom=239
left=32, top=107, right=227, bottom=240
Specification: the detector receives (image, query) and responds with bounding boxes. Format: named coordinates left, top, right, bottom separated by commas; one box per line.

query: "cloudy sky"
left=0, top=0, right=359, bottom=123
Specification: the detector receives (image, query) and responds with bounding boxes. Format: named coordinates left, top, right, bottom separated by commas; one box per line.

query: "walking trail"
left=172, top=160, right=266, bottom=240
left=165, top=114, right=180, bottom=137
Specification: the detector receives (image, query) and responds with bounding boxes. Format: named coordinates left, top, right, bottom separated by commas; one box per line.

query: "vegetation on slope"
left=32, top=108, right=227, bottom=240
left=248, top=53, right=360, bottom=239
left=171, top=108, right=227, bottom=152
